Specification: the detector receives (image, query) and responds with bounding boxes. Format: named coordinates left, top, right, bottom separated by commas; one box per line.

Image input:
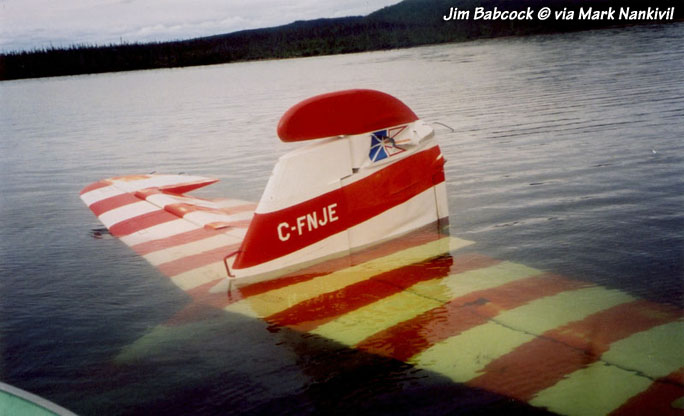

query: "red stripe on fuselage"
left=233, top=145, right=445, bottom=269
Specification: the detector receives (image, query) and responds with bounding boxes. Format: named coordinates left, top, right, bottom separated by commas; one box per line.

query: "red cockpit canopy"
left=277, top=89, right=419, bottom=142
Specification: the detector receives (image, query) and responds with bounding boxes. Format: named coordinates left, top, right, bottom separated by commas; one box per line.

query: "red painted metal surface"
left=277, top=89, right=419, bottom=142
left=232, top=145, right=444, bottom=269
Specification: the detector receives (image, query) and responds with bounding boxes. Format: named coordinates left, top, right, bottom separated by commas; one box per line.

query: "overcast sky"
left=0, top=0, right=401, bottom=52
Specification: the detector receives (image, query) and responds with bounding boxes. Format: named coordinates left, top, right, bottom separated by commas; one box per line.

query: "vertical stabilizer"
left=231, top=90, right=449, bottom=279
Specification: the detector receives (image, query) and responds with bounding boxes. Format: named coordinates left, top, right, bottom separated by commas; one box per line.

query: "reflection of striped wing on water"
left=220, top=240, right=682, bottom=416
left=89, top=182, right=682, bottom=416
left=225, top=244, right=684, bottom=415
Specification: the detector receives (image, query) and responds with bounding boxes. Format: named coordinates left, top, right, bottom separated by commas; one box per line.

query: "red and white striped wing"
left=82, top=175, right=683, bottom=413
left=80, top=174, right=255, bottom=291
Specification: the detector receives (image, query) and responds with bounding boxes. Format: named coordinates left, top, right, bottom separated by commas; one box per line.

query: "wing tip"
left=80, top=180, right=110, bottom=195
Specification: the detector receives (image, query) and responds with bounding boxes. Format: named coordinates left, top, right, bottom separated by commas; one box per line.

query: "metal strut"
left=223, top=250, right=240, bottom=292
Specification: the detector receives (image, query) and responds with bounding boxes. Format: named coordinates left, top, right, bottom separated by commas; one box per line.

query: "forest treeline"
left=1, top=0, right=681, bottom=81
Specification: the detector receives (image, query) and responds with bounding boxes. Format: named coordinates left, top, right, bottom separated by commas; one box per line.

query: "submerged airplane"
left=80, top=90, right=683, bottom=415
left=81, top=89, right=448, bottom=286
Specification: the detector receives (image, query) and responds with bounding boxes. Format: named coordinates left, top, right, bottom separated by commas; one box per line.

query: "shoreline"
left=1, top=0, right=681, bottom=81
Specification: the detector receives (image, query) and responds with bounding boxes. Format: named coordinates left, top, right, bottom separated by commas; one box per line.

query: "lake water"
left=1, top=23, right=683, bottom=415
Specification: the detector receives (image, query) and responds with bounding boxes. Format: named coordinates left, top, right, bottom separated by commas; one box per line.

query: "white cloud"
left=0, top=0, right=401, bottom=52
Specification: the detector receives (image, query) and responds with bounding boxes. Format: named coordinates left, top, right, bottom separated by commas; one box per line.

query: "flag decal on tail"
left=369, top=126, right=407, bottom=162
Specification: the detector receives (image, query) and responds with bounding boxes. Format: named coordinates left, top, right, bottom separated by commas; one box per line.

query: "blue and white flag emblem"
left=369, top=127, right=406, bottom=162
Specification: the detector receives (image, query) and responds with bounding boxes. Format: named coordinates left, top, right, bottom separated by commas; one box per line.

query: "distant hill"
left=1, top=0, right=681, bottom=80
